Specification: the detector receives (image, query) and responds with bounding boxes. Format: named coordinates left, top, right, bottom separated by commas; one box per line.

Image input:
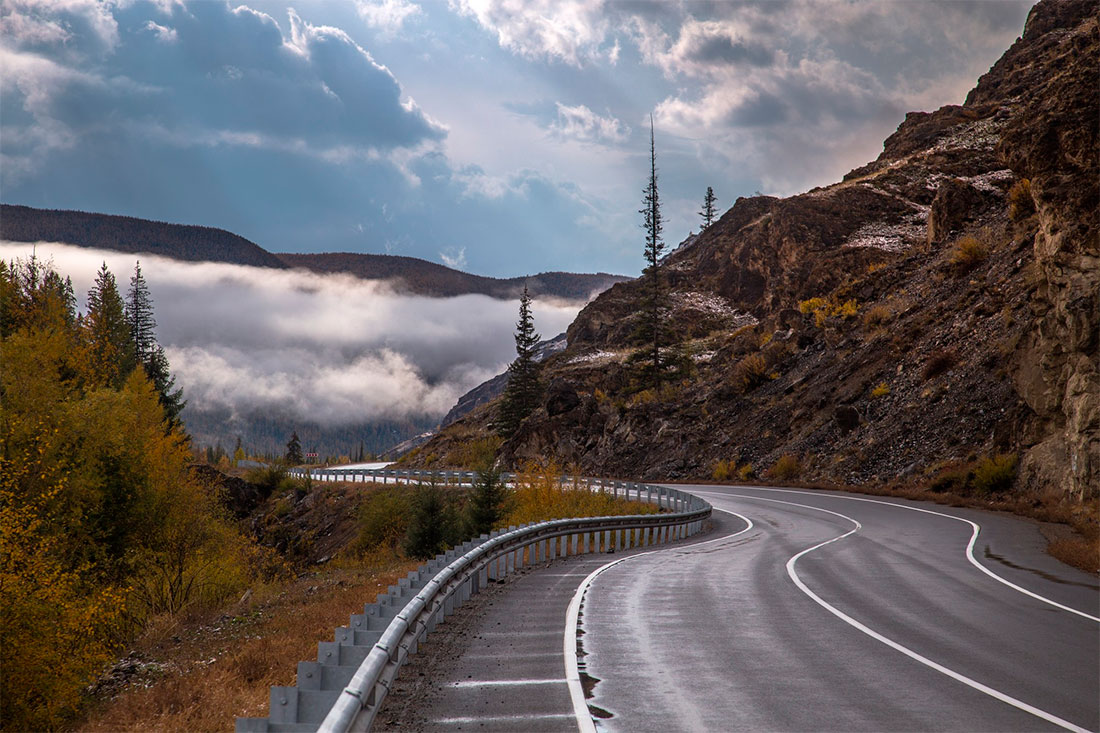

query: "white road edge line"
left=728, top=492, right=1090, bottom=733
left=697, top=485, right=1100, bottom=623
left=563, top=510, right=756, bottom=733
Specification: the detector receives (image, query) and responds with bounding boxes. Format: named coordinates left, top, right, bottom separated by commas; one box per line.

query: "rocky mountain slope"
left=403, top=0, right=1098, bottom=500
left=0, top=204, right=628, bottom=301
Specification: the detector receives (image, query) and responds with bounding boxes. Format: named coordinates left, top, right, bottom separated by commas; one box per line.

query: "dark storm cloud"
left=686, top=35, right=773, bottom=67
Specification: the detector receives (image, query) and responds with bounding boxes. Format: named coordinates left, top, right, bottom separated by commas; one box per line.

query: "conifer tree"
left=630, top=117, right=677, bottom=393
left=125, top=262, right=157, bottom=363
left=285, top=431, right=303, bottom=465
left=466, top=466, right=505, bottom=536
left=124, top=262, right=185, bottom=426
left=84, top=263, right=135, bottom=389
left=699, top=186, right=717, bottom=229
left=496, top=284, right=543, bottom=437
left=403, top=483, right=460, bottom=559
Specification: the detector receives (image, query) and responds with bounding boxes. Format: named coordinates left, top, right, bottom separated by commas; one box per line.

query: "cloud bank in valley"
left=1, top=241, right=581, bottom=426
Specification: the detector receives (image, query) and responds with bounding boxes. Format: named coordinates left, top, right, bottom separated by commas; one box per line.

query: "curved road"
left=581, top=485, right=1098, bottom=732
left=378, top=484, right=1099, bottom=732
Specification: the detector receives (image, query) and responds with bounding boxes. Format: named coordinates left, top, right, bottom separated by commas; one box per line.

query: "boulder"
left=545, top=380, right=581, bottom=416
left=927, top=179, right=982, bottom=245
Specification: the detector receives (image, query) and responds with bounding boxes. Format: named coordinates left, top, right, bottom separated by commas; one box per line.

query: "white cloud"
left=1, top=241, right=581, bottom=425
left=550, top=103, right=629, bottom=144
left=143, top=20, right=178, bottom=44
left=357, top=0, right=422, bottom=34
left=450, top=0, right=612, bottom=65
left=0, top=0, right=119, bottom=52
left=439, top=246, right=467, bottom=270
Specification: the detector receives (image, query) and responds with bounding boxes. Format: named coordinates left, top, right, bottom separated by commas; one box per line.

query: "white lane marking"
left=433, top=714, right=576, bottom=724
left=725, top=492, right=1090, bottom=733
left=563, top=510, right=756, bottom=733
left=451, top=678, right=566, bottom=688
left=695, top=486, right=1099, bottom=623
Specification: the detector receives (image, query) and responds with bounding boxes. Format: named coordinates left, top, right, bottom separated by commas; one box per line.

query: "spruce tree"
left=403, top=483, right=460, bottom=559
left=699, top=186, right=717, bottom=230
left=496, top=284, right=543, bottom=437
left=124, top=262, right=185, bottom=426
left=466, top=466, right=505, bottom=536
left=285, top=431, right=303, bottom=464
left=125, top=262, right=157, bottom=363
left=85, top=262, right=136, bottom=389
left=630, top=117, right=677, bottom=393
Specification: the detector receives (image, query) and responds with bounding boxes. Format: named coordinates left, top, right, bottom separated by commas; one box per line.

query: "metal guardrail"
left=236, top=468, right=711, bottom=733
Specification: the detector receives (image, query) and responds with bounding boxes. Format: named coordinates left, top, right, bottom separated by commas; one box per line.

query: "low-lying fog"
left=2, top=242, right=582, bottom=427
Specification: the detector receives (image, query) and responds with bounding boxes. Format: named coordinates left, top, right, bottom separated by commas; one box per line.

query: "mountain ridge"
left=0, top=204, right=630, bottom=301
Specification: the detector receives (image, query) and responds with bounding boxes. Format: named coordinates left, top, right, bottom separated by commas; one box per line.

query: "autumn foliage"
left=1, top=256, right=250, bottom=730
left=503, top=461, right=657, bottom=526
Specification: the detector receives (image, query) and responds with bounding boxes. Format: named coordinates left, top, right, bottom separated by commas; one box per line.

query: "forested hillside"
left=277, top=252, right=628, bottom=300
left=0, top=204, right=287, bottom=269
left=1, top=205, right=628, bottom=302
left=0, top=256, right=265, bottom=730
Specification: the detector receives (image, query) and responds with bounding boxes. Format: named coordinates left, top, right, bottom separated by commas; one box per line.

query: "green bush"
left=355, top=487, right=413, bottom=553
left=929, top=453, right=1017, bottom=495
left=403, top=484, right=463, bottom=559
left=246, top=465, right=287, bottom=496
left=972, top=453, right=1017, bottom=494
left=768, top=454, right=802, bottom=481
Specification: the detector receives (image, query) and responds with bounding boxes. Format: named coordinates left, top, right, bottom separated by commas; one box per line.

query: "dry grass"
left=1007, top=178, right=1035, bottom=222
left=862, top=305, right=892, bottom=332
left=922, top=349, right=957, bottom=380
left=767, top=454, right=802, bottom=481
left=1048, top=535, right=1099, bottom=574
left=76, top=557, right=419, bottom=733
left=948, top=235, right=989, bottom=273
left=732, top=353, right=769, bottom=393
left=504, top=461, right=657, bottom=526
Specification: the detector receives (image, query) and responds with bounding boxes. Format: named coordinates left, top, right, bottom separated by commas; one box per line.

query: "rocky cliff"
left=404, top=0, right=1098, bottom=499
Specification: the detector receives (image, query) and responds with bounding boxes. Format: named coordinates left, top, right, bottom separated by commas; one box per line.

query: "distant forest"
left=0, top=204, right=286, bottom=268
left=183, top=405, right=437, bottom=460
left=278, top=252, right=629, bottom=300
left=1, top=204, right=629, bottom=301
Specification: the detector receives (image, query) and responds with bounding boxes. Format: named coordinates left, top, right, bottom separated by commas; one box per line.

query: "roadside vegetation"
left=68, top=457, right=655, bottom=731
left=1, top=257, right=254, bottom=731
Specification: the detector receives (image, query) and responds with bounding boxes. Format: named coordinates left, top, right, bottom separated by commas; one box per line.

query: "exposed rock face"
left=995, top=1, right=1099, bottom=498
left=928, top=179, right=983, bottom=245
left=406, top=0, right=1097, bottom=499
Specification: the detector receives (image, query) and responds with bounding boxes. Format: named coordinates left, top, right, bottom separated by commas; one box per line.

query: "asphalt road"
left=583, top=485, right=1099, bottom=732
left=380, top=485, right=1099, bottom=732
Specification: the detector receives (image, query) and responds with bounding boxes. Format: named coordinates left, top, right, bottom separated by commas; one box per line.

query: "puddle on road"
left=575, top=605, right=615, bottom=721
left=588, top=703, right=614, bottom=719
left=984, top=546, right=1097, bottom=589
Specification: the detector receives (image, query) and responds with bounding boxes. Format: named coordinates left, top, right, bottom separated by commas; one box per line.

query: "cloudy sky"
left=0, top=241, right=580, bottom=424
left=1, top=0, right=1033, bottom=277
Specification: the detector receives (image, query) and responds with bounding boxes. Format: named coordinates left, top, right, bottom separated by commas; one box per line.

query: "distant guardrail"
left=236, top=468, right=711, bottom=733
